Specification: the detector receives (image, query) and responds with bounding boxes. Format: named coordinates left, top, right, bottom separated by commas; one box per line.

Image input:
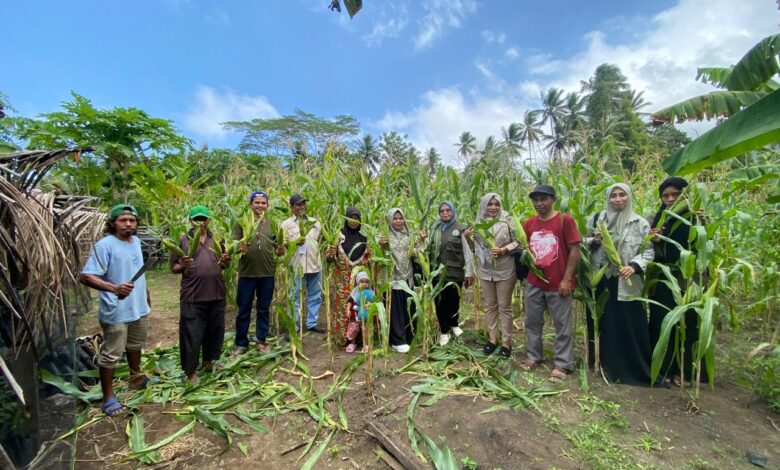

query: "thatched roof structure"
left=0, top=148, right=104, bottom=408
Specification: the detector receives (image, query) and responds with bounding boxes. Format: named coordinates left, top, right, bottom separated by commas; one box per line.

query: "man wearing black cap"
left=521, top=185, right=581, bottom=381
left=80, top=204, right=152, bottom=416
left=281, top=194, right=325, bottom=333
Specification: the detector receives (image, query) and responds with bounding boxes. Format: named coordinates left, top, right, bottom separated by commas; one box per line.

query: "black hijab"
left=341, top=207, right=367, bottom=262
left=652, top=177, right=690, bottom=263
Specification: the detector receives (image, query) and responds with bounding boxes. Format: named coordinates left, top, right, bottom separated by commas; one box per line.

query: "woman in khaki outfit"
left=470, top=193, right=519, bottom=358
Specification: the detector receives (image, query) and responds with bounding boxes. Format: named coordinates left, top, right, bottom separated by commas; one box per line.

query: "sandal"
left=548, top=368, right=569, bottom=382
left=255, top=343, right=270, bottom=353
left=498, top=346, right=512, bottom=359
left=128, top=375, right=158, bottom=390
left=345, top=343, right=357, bottom=353
left=520, top=359, right=541, bottom=371
left=672, top=375, right=690, bottom=388
left=101, top=397, right=129, bottom=417
left=483, top=342, right=498, bottom=355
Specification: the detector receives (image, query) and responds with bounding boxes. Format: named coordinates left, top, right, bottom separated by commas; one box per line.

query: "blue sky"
left=3, top=0, right=778, bottom=165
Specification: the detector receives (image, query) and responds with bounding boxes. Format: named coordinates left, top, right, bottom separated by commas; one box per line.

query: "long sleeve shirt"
left=281, top=215, right=323, bottom=274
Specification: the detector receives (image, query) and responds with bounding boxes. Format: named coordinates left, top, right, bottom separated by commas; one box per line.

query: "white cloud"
left=413, top=0, right=478, bottom=50
left=474, top=59, right=495, bottom=79
left=376, top=0, right=778, bottom=165
left=482, top=30, right=506, bottom=44
left=505, top=47, right=519, bottom=60
left=526, top=52, right=564, bottom=76
left=375, top=87, right=537, bottom=167
left=183, top=86, right=279, bottom=141
left=544, top=0, right=778, bottom=112
left=205, top=10, right=230, bottom=25
left=364, top=14, right=409, bottom=46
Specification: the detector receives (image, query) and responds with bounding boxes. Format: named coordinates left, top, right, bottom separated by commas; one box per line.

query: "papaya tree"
left=14, top=92, right=192, bottom=203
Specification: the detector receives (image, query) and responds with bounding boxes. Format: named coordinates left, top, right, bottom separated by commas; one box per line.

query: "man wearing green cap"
left=81, top=204, right=151, bottom=416
left=170, top=206, right=231, bottom=383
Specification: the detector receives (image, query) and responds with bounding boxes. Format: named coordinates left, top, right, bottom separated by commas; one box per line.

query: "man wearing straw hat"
left=80, top=204, right=151, bottom=417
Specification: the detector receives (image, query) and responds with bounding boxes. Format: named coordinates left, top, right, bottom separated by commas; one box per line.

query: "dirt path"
left=58, top=269, right=779, bottom=469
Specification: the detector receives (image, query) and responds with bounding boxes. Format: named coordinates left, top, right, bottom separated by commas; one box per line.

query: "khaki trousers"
left=480, top=274, right=517, bottom=344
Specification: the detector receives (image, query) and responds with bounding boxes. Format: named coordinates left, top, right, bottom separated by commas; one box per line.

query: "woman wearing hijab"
left=470, top=193, right=519, bottom=359
left=648, top=177, right=707, bottom=386
left=427, top=201, right=474, bottom=346
left=585, top=183, right=655, bottom=385
left=326, top=207, right=370, bottom=347
left=378, top=208, right=418, bottom=353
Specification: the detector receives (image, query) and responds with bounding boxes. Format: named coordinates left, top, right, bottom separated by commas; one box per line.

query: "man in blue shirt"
left=80, top=204, right=151, bottom=416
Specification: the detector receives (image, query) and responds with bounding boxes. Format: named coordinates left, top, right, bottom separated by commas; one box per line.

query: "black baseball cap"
left=529, top=184, right=556, bottom=198
left=289, top=194, right=308, bottom=205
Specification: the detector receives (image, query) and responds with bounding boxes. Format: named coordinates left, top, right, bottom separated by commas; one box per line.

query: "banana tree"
left=653, top=34, right=780, bottom=183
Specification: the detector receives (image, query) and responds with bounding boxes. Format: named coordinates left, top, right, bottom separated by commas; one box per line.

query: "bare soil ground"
left=41, top=268, right=780, bottom=469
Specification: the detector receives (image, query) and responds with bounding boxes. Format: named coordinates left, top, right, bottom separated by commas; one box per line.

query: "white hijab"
left=604, top=182, right=636, bottom=252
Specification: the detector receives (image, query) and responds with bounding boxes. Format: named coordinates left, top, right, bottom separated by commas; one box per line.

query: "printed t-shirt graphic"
left=529, top=229, right=559, bottom=267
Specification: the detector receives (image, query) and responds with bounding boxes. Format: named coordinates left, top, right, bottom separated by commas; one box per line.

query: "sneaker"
left=307, top=326, right=326, bottom=334
left=391, top=344, right=410, bottom=353
left=450, top=326, right=464, bottom=338
left=438, top=333, right=451, bottom=347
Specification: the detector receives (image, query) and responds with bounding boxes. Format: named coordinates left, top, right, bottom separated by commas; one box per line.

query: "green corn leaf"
left=238, top=442, right=249, bottom=458
left=124, top=419, right=197, bottom=462
left=126, top=414, right=162, bottom=464
left=300, top=429, right=336, bottom=470
left=679, top=250, right=697, bottom=278
left=651, top=303, right=701, bottom=383
left=407, top=393, right=427, bottom=463
left=39, top=369, right=102, bottom=402
left=419, top=431, right=461, bottom=470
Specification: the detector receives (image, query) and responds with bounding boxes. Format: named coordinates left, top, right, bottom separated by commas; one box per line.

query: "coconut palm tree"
left=424, top=147, right=441, bottom=178
left=624, top=89, right=651, bottom=114
left=500, top=122, right=524, bottom=160
left=519, top=110, right=545, bottom=167
left=353, top=134, right=381, bottom=174
left=581, top=64, right=630, bottom=126
left=537, top=87, right=566, bottom=145
left=454, top=131, right=477, bottom=168
left=546, top=92, right=588, bottom=162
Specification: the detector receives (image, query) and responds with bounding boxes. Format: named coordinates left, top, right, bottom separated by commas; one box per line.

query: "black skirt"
left=389, top=288, right=415, bottom=346
left=596, top=276, right=652, bottom=386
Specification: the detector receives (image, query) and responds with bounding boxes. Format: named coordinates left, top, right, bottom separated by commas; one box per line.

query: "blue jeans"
left=236, top=276, right=275, bottom=347
left=292, top=271, right=322, bottom=329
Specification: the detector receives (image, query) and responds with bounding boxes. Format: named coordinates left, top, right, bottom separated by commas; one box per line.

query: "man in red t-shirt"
left=521, top=184, right=581, bottom=381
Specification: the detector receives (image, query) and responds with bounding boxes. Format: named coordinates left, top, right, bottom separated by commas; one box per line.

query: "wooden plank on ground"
left=376, top=448, right=406, bottom=470
left=372, top=392, right=413, bottom=417
left=364, top=421, right=426, bottom=470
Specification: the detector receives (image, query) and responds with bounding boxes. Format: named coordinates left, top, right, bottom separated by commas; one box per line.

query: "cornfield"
left=1, top=138, right=778, bottom=469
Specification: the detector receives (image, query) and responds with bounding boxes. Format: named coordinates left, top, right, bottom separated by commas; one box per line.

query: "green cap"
left=188, top=205, right=211, bottom=220
left=109, top=204, right=138, bottom=220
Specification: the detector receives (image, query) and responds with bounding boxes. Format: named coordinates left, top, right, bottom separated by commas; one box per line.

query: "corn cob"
left=188, top=224, right=204, bottom=258
left=473, top=219, right=498, bottom=248
left=208, top=235, right=224, bottom=259
left=162, top=238, right=185, bottom=257
left=596, top=219, right=622, bottom=268
left=513, top=218, right=549, bottom=283
left=240, top=211, right=263, bottom=245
